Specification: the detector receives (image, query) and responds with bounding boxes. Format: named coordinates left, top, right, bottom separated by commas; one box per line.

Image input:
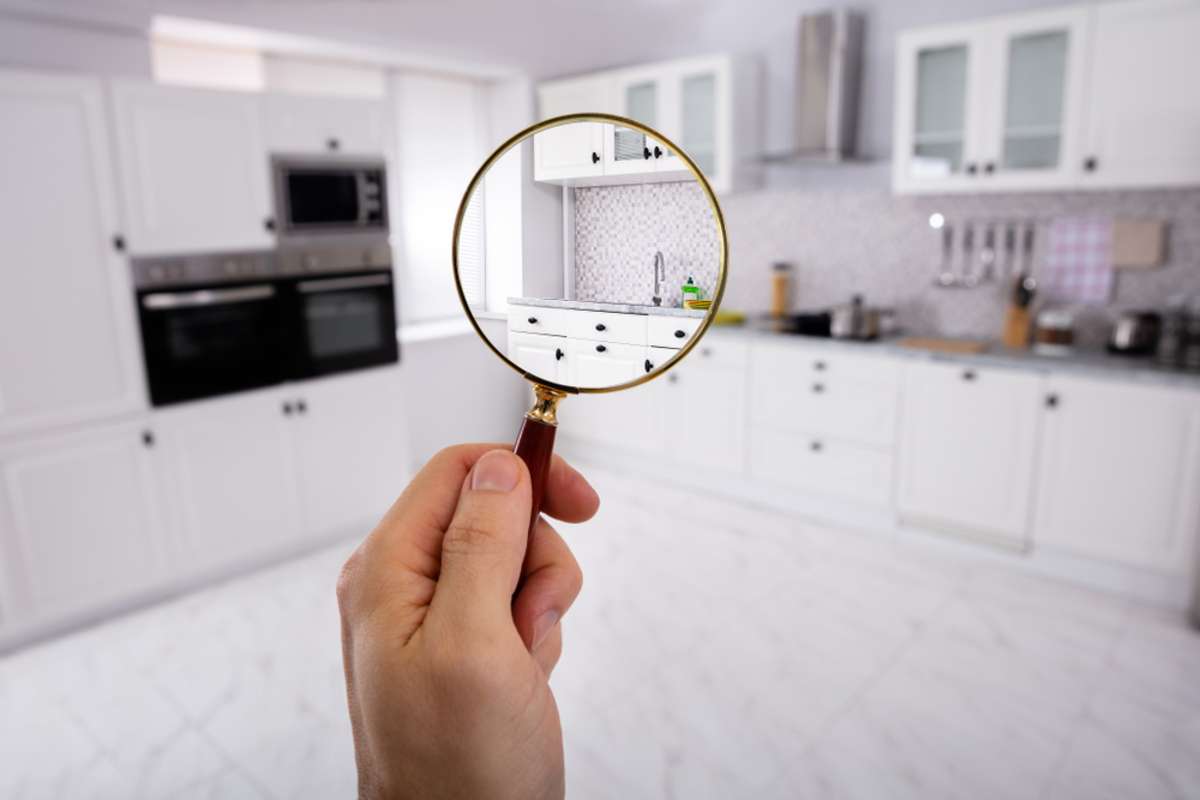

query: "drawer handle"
left=644, top=358, right=653, bottom=373
left=528, top=316, right=538, bottom=324
left=643, top=146, right=652, bottom=160
left=591, top=151, right=600, bottom=164
left=654, top=145, right=663, bottom=159
left=810, top=440, right=823, bottom=453
left=141, top=429, right=155, bottom=448
left=812, top=383, right=825, bottom=394
left=674, top=329, right=686, bottom=338
left=596, top=344, right=607, bottom=353
left=283, top=402, right=294, bottom=416
left=1045, top=393, right=1059, bottom=409
left=814, top=360, right=826, bottom=371
left=962, top=369, right=977, bottom=382
left=556, top=348, right=564, bottom=361
left=596, top=323, right=606, bottom=331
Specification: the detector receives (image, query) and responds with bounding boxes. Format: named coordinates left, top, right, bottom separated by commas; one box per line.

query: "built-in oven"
left=284, top=270, right=399, bottom=379
left=271, top=155, right=387, bottom=239
left=134, top=250, right=285, bottom=407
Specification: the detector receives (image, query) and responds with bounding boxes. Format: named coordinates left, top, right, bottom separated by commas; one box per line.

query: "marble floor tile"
left=1, top=465, right=1198, bottom=799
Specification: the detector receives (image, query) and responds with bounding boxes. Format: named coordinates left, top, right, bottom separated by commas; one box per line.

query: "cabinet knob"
left=595, top=323, right=606, bottom=331
left=528, top=316, right=538, bottom=324
left=668, top=373, right=679, bottom=384
left=810, top=440, right=823, bottom=452
left=591, top=151, right=600, bottom=164
left=674, top=329, right=686, bottom=339
left=1083, top=156, right=1098, bottom=172
left=297, top=399, right=307, bottom=415
left=327, top=137, right=340, bottom=152
left=264, top=218, right=276, bottom=232
left=643, top=146, right=652, bottom=160
left=283, top=401, right=294, bottom=416
left=965, top=163, right=978, bottom=175
left=595, top=344, right=607, bottom=353
left=701, top=347, right=712, bottom=357
left=984, top=162, right=996, bottom=174
left=556, top=348, right=564, bottom=361
left=814, top=360, right=826, bottom=371
left=644, top=358, right=653, bottom=373
left=812, top=382, right=825, bottom=394
left=962, top=369, right=977, bottom=382
left=1045, top=393, right=1059, bottom=409
left=112, top=234, right=126, bottom=253
left=653, top=145, right=663, bottom=159
left=141, top=429, right=155, bottom=448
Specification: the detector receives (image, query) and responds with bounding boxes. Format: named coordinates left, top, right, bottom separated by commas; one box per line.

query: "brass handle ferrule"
left=526, top=384, right=566, bottom=426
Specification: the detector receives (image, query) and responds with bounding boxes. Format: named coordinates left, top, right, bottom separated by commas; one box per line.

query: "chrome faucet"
left=652, top=250, right=665, bottom=306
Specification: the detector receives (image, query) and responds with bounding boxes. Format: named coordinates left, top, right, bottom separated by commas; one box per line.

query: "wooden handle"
left=513, top=414, right=557, bottom=537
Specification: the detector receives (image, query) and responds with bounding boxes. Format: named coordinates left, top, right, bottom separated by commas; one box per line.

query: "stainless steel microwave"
left=271, top=155, right=388, bottom=238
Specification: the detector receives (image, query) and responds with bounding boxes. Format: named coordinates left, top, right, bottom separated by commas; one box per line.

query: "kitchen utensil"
left=898, top=337, right=988, bottom=354
left=1021, top=221, right=1036, bottom=276
left=930, top=213, right=958, bottom=287
left=452, top=113, right=727, bottom=538
left=830, top=294, right=882, bottom=340
left=1156, top=295, right=1187, bottom=368
left=966, top=222, right=996, bottom=287
left=1033, top=308, right=1076, bottom=356
left=1001, top=273, right=1035, bottom=349
left=958, top=221, right=975, bottom=288
left=1107, top=310, right=1162, bottom=356
left=1001, top=221, right=1017, bottom=280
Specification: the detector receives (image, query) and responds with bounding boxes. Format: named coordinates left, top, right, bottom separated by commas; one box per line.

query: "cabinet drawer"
left=509, top=305, right=571, bottom=336
left=685, top=336, right=748, bottom=369
left=750, top=342, right=900, bottom=446
left=749, top=426, right=893, bottom=507
left=567, top=310, right=648, bottom=345
left=647, top=315, right=703, bottom=348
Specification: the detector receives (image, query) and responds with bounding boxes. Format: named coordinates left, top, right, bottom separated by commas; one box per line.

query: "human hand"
left=337, top=444, right=600, bottom=800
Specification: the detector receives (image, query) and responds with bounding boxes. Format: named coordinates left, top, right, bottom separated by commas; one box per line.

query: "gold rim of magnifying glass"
left=451, top=112, right=729, bottom=396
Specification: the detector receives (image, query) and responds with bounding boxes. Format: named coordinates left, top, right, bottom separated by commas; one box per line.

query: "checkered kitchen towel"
left=1041, top=216, right=1114, bottom=305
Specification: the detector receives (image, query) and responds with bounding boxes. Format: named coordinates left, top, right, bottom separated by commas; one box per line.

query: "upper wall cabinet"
left=535, top=54, right=760, bottom=193
left=534, top=76, right=610, bottom=180
left=110, top=81, right=274, bottom=255
left=262, top=93, right=389, bottom=156
left=0, top=71, right=144, bottom=438
left=894, top=1, right=1200, bottom=193
left=1081, top=0, right=1200, bottom=189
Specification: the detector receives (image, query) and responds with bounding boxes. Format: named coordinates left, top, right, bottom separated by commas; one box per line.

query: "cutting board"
left=897, top=337, right=989, bottom=354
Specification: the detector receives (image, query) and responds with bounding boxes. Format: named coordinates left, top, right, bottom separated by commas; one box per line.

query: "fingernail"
left=532, top=610, right=559, bottom=649
left=470, top=450, right=520, bottom=493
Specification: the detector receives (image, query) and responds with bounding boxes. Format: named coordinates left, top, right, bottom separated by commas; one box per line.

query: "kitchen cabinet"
left=567, top=338, right=645, bottom=388
left=896, top=361, right=1043, bottom=546
left=1081, top=0, right=1200, bottom=189
left=893, top=6, right=1091, bottom=193
left=508, top=332, right=568, bottom=385
left=263, top=93, right=389, bottom=155
left=0, top=421, right=170, bottom=627
left=110, top=81, right=273, bottom=254
left=290, top=369, right=408, bottom=538
left=534, top=76, right=610, bottom=181
left=0, top=71, right=144, bottom=439
left=536, top=54, right=759, bottom=192
left=751, top=427, right=894, bottom=507
left=157, top=391, right=301, bottom=576
left=1032, top=376, right=1200, bottom=571
left=659, top=339, right=747, bottom=473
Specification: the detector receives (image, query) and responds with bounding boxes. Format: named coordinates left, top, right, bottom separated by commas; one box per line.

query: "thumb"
left=432, top=449, right=532, bottom=628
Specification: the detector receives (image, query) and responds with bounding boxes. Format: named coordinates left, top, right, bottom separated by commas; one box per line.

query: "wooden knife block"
left=1002, top=305, right=1031, bottom=349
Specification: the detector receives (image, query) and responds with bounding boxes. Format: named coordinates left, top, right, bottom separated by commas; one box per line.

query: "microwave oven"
left=271, top=155, right=388, bottom=238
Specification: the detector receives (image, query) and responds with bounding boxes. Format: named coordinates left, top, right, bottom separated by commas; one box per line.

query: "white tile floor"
left=2, top=465, right=1199, bottom=799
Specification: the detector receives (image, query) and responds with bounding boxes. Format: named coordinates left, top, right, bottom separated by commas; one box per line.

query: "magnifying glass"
left=452, top=113, right=728, bottom=534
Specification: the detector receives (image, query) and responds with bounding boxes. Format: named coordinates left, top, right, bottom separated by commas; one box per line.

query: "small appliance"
left=1107, top=310, right=1162, bottom=356
left=271, top=155, right=387, bottom=239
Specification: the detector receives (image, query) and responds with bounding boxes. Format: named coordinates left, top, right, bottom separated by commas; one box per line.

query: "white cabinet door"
left=110, top=81, right=273, bottom=254
left=1033, top=376, right=1200, bottom=572
left=158, top=391, right=300, bottom=575
left=896, top=362, right=1042, bottom=546
left=508, top=331, right=568, bottom=385
left=1082, top=0, right=1200, bottom=189
left=0, top=421, right=169, bottom=624
left=563, top=340, right=661, bottom=454
left=263, top=93, right=388, bottom=155
left=660, top=338, right=747, bottom=473
left=534, top=77, right=609, bottom=180
left=0, top=71, right=143, bottom=438
left=291, top=369, right=409, bottom=540
left=605, top=68, right=676, bottom=177
left=979, top=6, right=1091, bottom=190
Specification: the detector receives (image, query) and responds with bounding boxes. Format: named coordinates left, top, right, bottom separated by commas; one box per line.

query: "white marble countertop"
left=508, top=296, right=706, bottom=319
left=706, top=325, right=1200, bottom=390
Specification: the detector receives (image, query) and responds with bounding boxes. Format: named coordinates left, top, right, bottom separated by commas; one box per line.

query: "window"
left=457, top=191, right=486, bottom=309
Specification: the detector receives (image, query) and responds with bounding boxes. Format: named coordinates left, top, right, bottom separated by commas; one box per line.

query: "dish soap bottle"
left=681, top=275, right=701, bottom=307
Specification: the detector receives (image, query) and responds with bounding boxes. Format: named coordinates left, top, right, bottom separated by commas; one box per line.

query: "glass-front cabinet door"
left=606, top=72, right=666, bottom=176
left=677, top=68, right=719, bottom=177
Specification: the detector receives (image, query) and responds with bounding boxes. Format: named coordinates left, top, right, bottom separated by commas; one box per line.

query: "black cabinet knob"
left=141, top=429, right=154, bottom=448
left=1084, top=156, right=1098, bottom=172
left=595, top=344, right=606, bottom=353
left=297, top=399, right=307, bottom=415
left=812, top=382, right=825, bottom=394
left=965, top=163, right=978, bottom=175
left=984, top=162, right=996, bottom=174
left=112, top=234, right=126, bottom=253
left=555, top=348, right=564, bottom=361
left=528, top=316, right=538, bottom=324
left=327, top=137, right=340, bottom=152
left=1045, top=393, right=1059, bottom=409
left=644, top=358, right=653, bottom=373
left=591, top=151, right=600, bottom=164
left=264, top=218, right=276, bottom=232
left=595, top=323, right=606, bottom=331
left=814, top=360, right=826, bottom=371
left=674, top=329, right=686, bottom=338
left=653, top=146, right=663, bottom=159
left=283, top=402, right=294, bottom=416
left=643, top=146, right=652, bottom=160
left=962, top=369, right=977, bottom=382
left=810, top=440, right=823, bottom=452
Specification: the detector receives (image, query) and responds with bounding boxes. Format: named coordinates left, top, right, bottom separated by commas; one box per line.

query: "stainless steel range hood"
left=791, top=9, right=865, bottom=162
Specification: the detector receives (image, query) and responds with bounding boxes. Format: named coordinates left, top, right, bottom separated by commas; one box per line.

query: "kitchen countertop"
left=509, top=296, right=707, bottom=319
left=706, top=325, right=1200, bottom=390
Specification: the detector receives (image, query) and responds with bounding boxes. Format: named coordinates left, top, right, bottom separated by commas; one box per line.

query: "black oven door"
left=286, top=271, right=399, bottom=379
left=138, top=283, right=285, bottom=406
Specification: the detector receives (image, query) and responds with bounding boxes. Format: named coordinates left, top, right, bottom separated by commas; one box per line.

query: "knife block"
left=1002, top=305, right=1031, bottom=349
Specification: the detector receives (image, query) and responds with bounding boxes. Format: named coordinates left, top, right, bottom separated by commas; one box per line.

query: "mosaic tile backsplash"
left=573, top=181, right=721, bottom=306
